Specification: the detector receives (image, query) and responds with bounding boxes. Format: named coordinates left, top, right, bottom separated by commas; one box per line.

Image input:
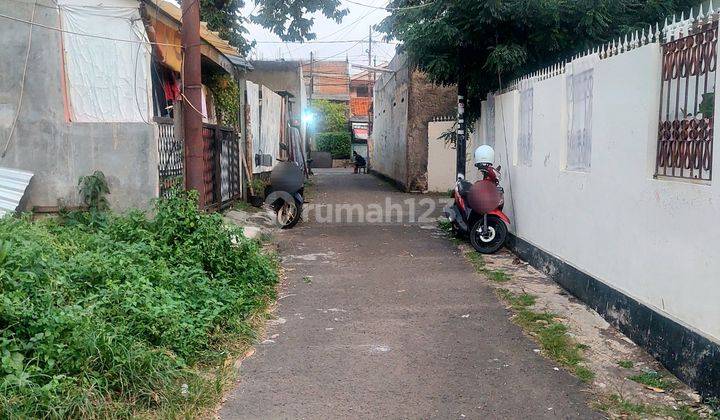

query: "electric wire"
left=1, top=1, right=36, bottom=158
left=286, top=0, right=380, bottom=54
left=342, top=0, right=435, bottom=11
left=256, top=39, right=397, bottom=44
left=496, top=72, right=517, bottom=231
left=0, top=11, right=181, bottom=46
left=300, top=38, right=364, bottom=68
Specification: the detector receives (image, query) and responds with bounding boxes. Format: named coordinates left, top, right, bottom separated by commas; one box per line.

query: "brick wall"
left=405, top=70, right=457, bottom=191
left=302, top=61, right=349, bottom=99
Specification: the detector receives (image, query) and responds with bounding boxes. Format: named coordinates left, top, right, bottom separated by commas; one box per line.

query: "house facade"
left=0, top=0, right=249, bottom=211
left=302, top=60, right=350, bottom=103
left=245, top=60, right=308, bottom=173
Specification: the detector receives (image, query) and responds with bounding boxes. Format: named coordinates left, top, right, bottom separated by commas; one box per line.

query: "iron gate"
left=202, top=123, right=242, bottom=209
left=156, top=118, right=241, bottom=208
left=156, top=117, right=184, bottom=198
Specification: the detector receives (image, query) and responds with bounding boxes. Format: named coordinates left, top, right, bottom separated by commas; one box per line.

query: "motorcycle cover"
left=270, top=161, right=304, bottom=193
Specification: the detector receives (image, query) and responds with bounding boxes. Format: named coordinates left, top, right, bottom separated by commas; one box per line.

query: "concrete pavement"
left=220, top=169, right=601, bottom=419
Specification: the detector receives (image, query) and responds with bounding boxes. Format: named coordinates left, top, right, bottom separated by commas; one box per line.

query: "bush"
left=316, top=131, right=352, bottom=159
left=311, top=99, right=348, bottom=132
left=0, top=190, right=277, bottom=418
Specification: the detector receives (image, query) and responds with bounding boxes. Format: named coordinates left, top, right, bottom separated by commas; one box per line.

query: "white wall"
left=476, top=43, right=720, bottom=343
left=427, top=120, right=456, bottom=192
left=371, top=54, right=409, bottom=185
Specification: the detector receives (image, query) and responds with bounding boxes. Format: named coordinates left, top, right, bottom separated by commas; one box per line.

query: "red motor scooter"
left=444, top=146, right=511, bottom=254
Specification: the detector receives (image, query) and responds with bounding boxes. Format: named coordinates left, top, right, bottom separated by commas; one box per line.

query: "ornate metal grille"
left=202, top=125, right=219, bottom=207
left=656, top=21, right=717, bottom=181
left=202, top=124, right=242, bottom=209
left=156, top=117, right=184, bottom=198
left=218, top=127, right=242, bottom=202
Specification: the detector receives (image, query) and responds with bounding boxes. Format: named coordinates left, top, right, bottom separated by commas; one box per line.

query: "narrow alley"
left=219, top=169, right=601, bottom=419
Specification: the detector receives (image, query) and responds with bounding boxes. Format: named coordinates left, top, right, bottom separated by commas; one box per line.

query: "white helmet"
left=474, top=145, right=495, bottom=167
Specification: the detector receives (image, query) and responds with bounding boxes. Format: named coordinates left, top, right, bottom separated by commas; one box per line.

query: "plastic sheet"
left=257, top=86, right=281, bottom=172
left=59, top=0, right=150, bottom=122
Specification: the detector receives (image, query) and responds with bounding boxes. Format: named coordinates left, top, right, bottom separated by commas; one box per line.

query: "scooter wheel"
left=469, top=215, right=507, bottom=254
left=276, top=197, right=302, bottom=229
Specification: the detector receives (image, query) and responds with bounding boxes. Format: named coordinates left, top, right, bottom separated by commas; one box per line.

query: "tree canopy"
left=311, top=99, right=349, bottom=132
left=197, top=0, right=348, bottom=55
left=378, top=0, right=696, bottom=120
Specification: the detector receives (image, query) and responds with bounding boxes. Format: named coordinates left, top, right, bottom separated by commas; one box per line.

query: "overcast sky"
left=241, top=0, right=398, bottom=71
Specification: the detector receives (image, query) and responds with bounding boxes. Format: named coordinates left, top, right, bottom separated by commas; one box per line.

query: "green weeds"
left=464, top=251, right=510, bottom=282
left=0, top=190, right=278, bottom=418
left=628, top=370, right=674, bottom=390
left=595, top=394, right=700, bottom=419
left=706, top=397, right=720, bottom=418
left=617, top=360, right=635, bottom=369
left=496, top=288, right=595, bottom=383
left=437, top=218, right=452, bottom=233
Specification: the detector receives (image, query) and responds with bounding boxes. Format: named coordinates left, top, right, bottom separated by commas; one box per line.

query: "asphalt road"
left=220, top=169, right=601, bottom=419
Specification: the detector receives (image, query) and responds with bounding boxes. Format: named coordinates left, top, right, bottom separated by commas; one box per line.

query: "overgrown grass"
left=437, top=218, right=452, bottom=232
left=628, top=370, right=675, bottom=390
left=595, top=394, right=700, bottom=419
left=617, top=360, right=635, bottom=369
left=497, top=288, right=595, bottom=383
left=0, top=191, right=278, bottom=418
left=437, top=219, right=461, bottom=245
left=706, top=397, right=720, bottom=418
left=465, top=251, right=510, bottom=282
left=232, top=200, right=260, bottom=213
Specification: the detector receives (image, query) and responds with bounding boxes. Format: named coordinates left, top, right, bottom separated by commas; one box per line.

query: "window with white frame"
left=517, top=88, right=533, bottom=166
left=566, top=69, right=594, bottom=171
left=485, top=95, right=496, bottom=147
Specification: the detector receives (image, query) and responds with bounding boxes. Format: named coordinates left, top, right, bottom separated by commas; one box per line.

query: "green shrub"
left=316, top=131, right=351, bottom=159
left=0, top=190, right=277, bottom=418
left=311, top=99, right=348, bottom=132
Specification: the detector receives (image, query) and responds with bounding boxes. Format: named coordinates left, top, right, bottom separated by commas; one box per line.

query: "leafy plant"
left=248, top=177, right=268, bottom=196
left=699, top=92, right=715, bottom=118
left=316, top=131, right=351, bottom=159
left=311, top=100, right=349, bottom=133
left=0, top=190, right=277, bottom=417
left=78, top=170, right=110, bottom=211
left=208, top=74, right=241, bottom=127
left=438, top=121, right=458, bottom=148
left=629, top=370, right=674, bottom=390
left=198, top=0, right=348, bottom=55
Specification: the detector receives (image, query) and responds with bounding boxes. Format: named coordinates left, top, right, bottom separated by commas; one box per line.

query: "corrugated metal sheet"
left=0, top=167, right=33, bottom=216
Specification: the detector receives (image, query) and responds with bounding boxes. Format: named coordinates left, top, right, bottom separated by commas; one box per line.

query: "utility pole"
left=181, top=0, right=205, bottom=208
left=366, top=27, right=373, bottom=145
left=367, top=26, right=372, bottom=97
left=456, top=44, right=467, bottom=179
left=308, top=51, right=314, bottom=154
left=309, top=51, right=314, bottom=101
